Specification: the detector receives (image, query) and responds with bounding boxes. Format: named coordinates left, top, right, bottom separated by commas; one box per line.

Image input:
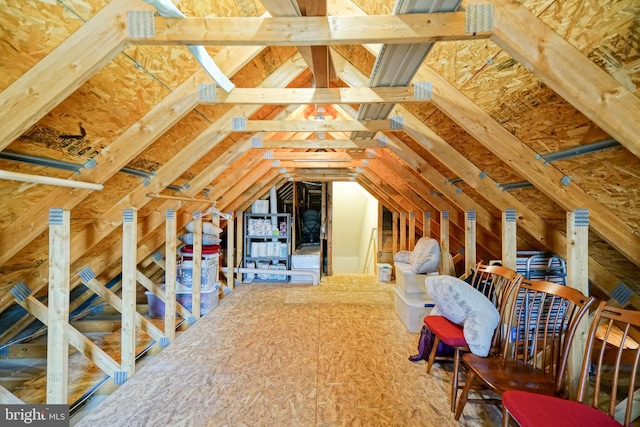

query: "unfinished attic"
left=1, top=0, right=640, bottom=425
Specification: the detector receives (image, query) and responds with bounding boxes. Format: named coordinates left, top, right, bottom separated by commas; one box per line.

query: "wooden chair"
left=502, top=301, right=640, bottom=427
left=424, top=263, right=522, bottom=412
left=454, top=279, right=596, bottom=420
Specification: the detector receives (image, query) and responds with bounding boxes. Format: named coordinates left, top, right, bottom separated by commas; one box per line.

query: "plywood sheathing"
left=74, top=277, right=502, bottom=426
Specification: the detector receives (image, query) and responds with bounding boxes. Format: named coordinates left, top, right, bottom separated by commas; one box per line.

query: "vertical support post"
left=465, top=210, right=477, bottom=276
left=191, top=211, right=202, bottom=321
left=46, top=208, right=70, bottom=404
left=399, top=212, right=407, bottom=251
left=292, top=181, right=298, bottom=248
left=121, top=209, right=137, bottom=379
left=440, top=210, right=451, bottom=275
left=164, top=209, right=177, bottom=342
left=377, top=203, right=383, bottom=263
left=566, top=208, right=590, bottom=398
left=392, top=211, right=398, bottom=258
left=235, top=210, right=244, bottom=290
left=408, top=211, right=416, bottom=250
left=423, top=211, right=431, bottom=238
left=226, top=211, right=235, bottom=290
left=502, top=209, right=517, bottom=270
left=327, top=182, right=333, bottom=276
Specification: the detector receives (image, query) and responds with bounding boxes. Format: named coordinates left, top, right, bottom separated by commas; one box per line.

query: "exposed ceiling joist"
left=236, top=119, right=398, bottom=132
left=248, top=139, right=382, bottom=149
left=138, top=12, right=490, bottom=46
left=199, top=87, right=427, bottom=104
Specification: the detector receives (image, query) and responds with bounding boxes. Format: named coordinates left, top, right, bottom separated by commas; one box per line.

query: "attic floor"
left=71, top=274, right=500, bottom=426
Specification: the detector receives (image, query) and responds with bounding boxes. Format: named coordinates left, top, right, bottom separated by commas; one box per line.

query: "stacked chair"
left=501, top=301, right=640, bottom=427
left=454, top=279, right=596, bottom=420
left=424, top=263, right=522, bottom=412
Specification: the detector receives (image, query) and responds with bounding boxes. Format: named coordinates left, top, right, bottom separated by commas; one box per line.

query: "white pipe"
left=0, top=169, right=103, bottom=190
left=222, top=267, right=318, bottom=286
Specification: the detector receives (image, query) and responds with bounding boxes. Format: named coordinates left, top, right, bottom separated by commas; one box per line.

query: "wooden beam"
left=502, top=209, right=517, bottom=270
left=239, top=120, right=394, bottom=132
left=465, top=210, right=477, bottom=276
left=191, top=211, right=203, bottom=320
left=251, top=138, right=384, bottom=148
left=423, top=211, right=431, bottom=238
left=47, top=208, right=70, bottom=404
left=266, top=151, right=365, bottom=161
left=141, top=13, right=490, bottom=46
left=0, top=0, right=129, bottom=149
left=278, top=160, right=362, bottom=168
left=440, top=210, right=452, bottom=275
left=408, top=212, right=416, bottom=250
left=121, top=209, right=137, bottom=379
left=165, top=209, right=177, bottom=343
left=399, top=212, right=407, bottom=251
left=566, top=209, right=590, bottom=397
left=201, top=87, right=424, bottom=105
left=226, top=211, right=235, bottom=288
left=492, top=0, right=640, bottom=159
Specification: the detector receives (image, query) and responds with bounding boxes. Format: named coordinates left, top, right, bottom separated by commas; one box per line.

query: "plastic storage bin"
left=146, top=286, right=219, bottom=317
left=177, top=255, right=218, bottom=291
left=393, top=286, right=435, bottom=333
left=377, top=263, right=392, bottom=282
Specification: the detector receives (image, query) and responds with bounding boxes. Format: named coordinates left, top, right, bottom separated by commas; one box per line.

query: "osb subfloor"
left=74, top=274, right=501, bottom=426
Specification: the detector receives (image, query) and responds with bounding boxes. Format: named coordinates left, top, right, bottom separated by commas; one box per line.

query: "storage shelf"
left=243, top=213, right=292, bottom=283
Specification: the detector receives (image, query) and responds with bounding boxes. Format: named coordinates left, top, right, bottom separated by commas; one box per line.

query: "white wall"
left=332, top=182, right=378, bottom=274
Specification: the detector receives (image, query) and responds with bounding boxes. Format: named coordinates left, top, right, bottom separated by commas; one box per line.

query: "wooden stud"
left=226, top=211, right=235, bottom=290
left=191, top=211, right=203, bottom=321
left=327, top=182, right=333, bottom=276
left=502, top=209, right=517, bottom=270
left=440, top=211, right=451, bottom=275
left=392, top=211, right=399, bottom=258
left=234, top=211, right=244, bottom=290
left=566, top=208, right=590, bottom=398
left=121, top=209, right=137, bottom=380
left=465, top=210, right=477, bottom=276
left=399, top=212, right=407, bottom=251
left=377, top=203, right=383, bottom=263
left=423, top=211, right=431, bottom=238
left=47, top=208, right=70, bottom=404
left=408, top=212, right=416, bottom=250
left=165, top=209, right=177, bottom=343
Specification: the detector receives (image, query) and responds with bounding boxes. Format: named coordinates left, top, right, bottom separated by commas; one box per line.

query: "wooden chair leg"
left=450, top=346, right=461, bottom=412
left=454, top=369, right=475, bottom=420
left=502, top=406, right=512, bottom=427
left=425, top=336, right=440, bottom=374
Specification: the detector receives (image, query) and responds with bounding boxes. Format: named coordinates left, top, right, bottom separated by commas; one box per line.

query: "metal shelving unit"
left=243, top=213, right=291, bottom=282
